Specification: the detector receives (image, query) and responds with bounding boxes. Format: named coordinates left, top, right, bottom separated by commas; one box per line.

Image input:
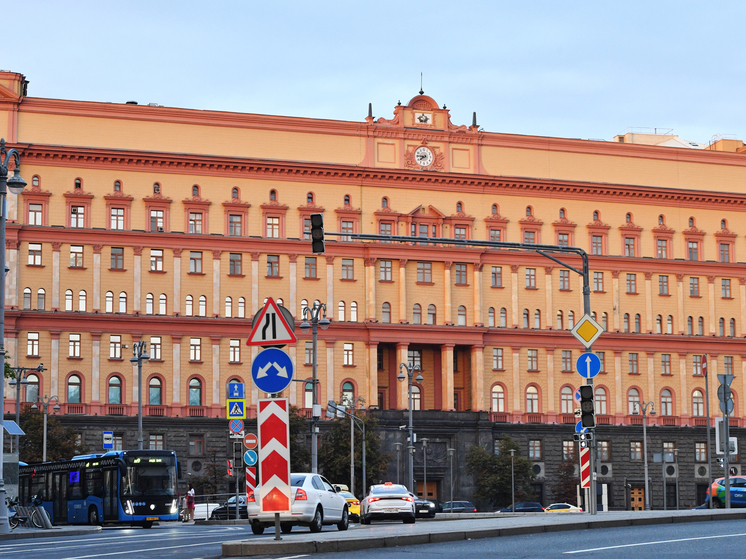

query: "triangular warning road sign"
left=247, top=297, right=297, bottom=346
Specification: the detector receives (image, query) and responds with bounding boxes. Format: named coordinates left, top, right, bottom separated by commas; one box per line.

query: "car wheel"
left=309, top=507, right=323, bottom=533
left=360, top=514, right=369, bottom=525
left=280, top=523, right=293, bottom=534
left=712, top=498, right=722, bottom=509
left=251, top=522, right=265, bottom=535
left=403, top=515, right=416, bottom=524
left=337, top=506, right=349, bottom=531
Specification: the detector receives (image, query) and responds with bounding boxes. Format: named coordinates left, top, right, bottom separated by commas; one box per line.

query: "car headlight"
left=125, top=500, right=134, bottom=515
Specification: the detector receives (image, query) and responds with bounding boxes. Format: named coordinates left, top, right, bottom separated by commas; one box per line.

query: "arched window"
left=350, top=301, right=358, bottom=322
left=658, top=215, right=664, bottom=225
left=557, top=310, right=564, bottom=330
left=105, top=291, right=113, bottom=313
left=189, top=378, right=202, bottom=406
left=74, top=178, right=82, bottom=189
left=232, top=187, right=239, bottom=199
left=67, top=374, right=81, bottom=404
left=119, top=292, right=127, bottom=313
left=456, top=202, right=463, bottom=213
left=626, top=212, right=632, bottom=223
left=23, top=287, right=31, bottom=310
left=624, top=313, right=630, bottom=333
left=689, top=217, right=695, bottom=227
left=660, top=389, right=673, bottom=416
left=731, top=318, right=736, bottom=337
left=381, top=197, right=388, bottom=208
left=307, top=192, right=314, bottom=204
left=526, top=206, right=533, bottom=217
left=634, top=314, right=641, bottom=333
left=300, top=299, right=308, bottom=316
left=269, top=189, right=277, bottom=201
left=719, top=318, right=725, bottom=337
left=414, top=304, right=422, bottom=325
left=491, top=385, right=505, bottom=412
left=114, top=180, right=122, bottom=191
left=526, top=386, right=539, bottom=413
left=561, top=386, right=573, bottom=413
left=488, top=307, right=495, bottom=327
left=667, top=315, right=673, bottom=334
left=593, top=210, right=599, bottom=221
left=338, top=301, right=345, bottom=322
left=238, top=298, right=246, bottom=318
left=602, top=312, right=608, bottom=331
left=458, top=305, right=467, bottom=326
left=492, top=204, right=498, bottom=215
left=698, top=317, right=704, bottom=335
left=341, top=381, right=355, bottom=406
left=721, top=219, right=727, bottom=230
left=382, top=302, right=391, bottom=323
left=656, top=315, right=662, bottom=334
left=37, top=288, right=45, bottom=310
left=25, top=373, right=39, bottom=403
left=628, top=388, right=640, bottom=415
left=595, top=387, right=607, bottom=415
left=198, top=295, right=206, bottom=317
left=523, top=309, right=529, bottom=329
left=344, top=194, right=350, bottom=205
left=534, top=310, right=541, bottom=329
left=192, top=185, right=199, bottom=197
left=568, top=311, right=575, bottom=329
left=153, top=182, right=161, bottom=194
left=146, top=293, right=154, bottom=315
left=149, top=377, right=163, bottom=405
left=500, top=308, right=507, bottom=327
left=32, top=176, right=40, bottom=187
left=692, top=390, right=704, bottom=417
left=78, top=290, right=86, bottom=312
left=185, top=295, right=193, bottom=316
left=412, top=385, right=421, bottom=411
left=304, top=381, right=314, bottom=408
left=65, top=289, right=73, bottom=311
left=428, top=304, right=437, bottom=325
left=108, top=376, right=122, bottom=404
left=159, top=294, right=167, bottom=315
left=225, top=297, right=232, bottom=317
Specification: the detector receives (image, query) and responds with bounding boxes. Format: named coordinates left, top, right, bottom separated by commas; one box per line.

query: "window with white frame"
left=150, top=249, right=163, bottom=271
left=27, top=332, right=39, bottom=356
left=229, top=339, right=240, bottom=363
left=110, top=335, right=122, bottom=359
left=344, top=343, right=354, bottom=366
left=493, top=348, right=503, bottom=370
left=28, top=243, right=42, bottom=266
left=190, top=338, right=202, bottom=362
left=69, top=333, right=81, bottom=357
left=70, top=245, right=83, bottom=268
left=150, top=336, right=162, bottom=360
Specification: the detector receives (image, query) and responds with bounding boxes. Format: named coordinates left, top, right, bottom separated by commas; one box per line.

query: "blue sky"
left=7, top=1, right=744, bottom=143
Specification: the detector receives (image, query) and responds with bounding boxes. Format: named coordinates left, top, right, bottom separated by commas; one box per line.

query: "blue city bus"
left=18, top=449, right=181, bottom=528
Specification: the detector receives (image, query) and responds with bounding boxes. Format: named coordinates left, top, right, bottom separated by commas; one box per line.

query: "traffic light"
left=227, top=459, right=233, bottom=477
left=579, top=385, right=595, bottom=428
left=310, top=213, right=325, bottom=253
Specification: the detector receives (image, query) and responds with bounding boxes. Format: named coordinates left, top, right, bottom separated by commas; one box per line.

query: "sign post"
left=258, top=398, right=291, bottom=541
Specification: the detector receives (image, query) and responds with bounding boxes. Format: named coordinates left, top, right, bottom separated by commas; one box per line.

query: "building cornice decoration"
left=619, top=222, right=643, bottom=232
left=104, top=191, right=134, bottom=201
left=335, top=204, right=362, bottom=215
left=63, top=189, right=94, bottom=199
left=222, top=198, right=250, bottom=208
left=143, top=193, right=173, bottom=204
left=182, top=195, right=211, bottom=207
left=586, top=219, right=610, bottom=230
left=652, top=224, right=675, bottom=234
left=552, top=218, right=576, bottom=229
left=683, top=226, right=706, bottom=237
left=519, top=215, right=544, bottom=225
left=714, top=228, right=737, bottom=239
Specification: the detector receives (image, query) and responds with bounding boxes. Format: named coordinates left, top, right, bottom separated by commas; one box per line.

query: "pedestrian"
left=185, top=484, right=195, bottom=522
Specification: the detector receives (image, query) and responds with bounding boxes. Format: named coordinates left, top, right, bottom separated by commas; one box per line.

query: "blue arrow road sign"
left=574, top=388, right=581, bottom=403
left=575, top=421, right=588, bottom=434
left=227, top=382, right=245, bottom=400
left=576, top=352, right=601, bottom=379
left=244, top=449, right=258, bottom=466
left=251, top=347, right=294, bottom=393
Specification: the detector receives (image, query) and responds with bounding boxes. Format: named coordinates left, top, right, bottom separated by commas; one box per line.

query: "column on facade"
left=365, top=257, right=377, bottom=322
left=211, top=337, right=221, bottom=414
left=546, top=348, right=556, bottom=423
left=707, top=276, right=716, bottom=335
left=614, top=350, right=623, bottom=422
left=473, top=264, right=483, bottom=326
left=6, top=239, right=19, bottom=308
left=326, top=341, right=334, bottom=408
left=367, top=342, right=378, bottom=408
left=212, top=251, right=221, bottom=317
left=172, top=336, right=181, bottom=407
left=91, top=333, right=101, bottom=411
left=50, top=331, right=60, bottom=397
left=646, top=352, right=656, bottom=425
left=544, top=267, right=553, bottom=329
left=511, top=346, right=521, bottom=419
left=511, top=265, right=519, bottom=327
left=470, top=345, right=484, bottom=411
left=93, top=244, right=102, bottom=311
left=173, top=248, right=182, bottom=314
left=288, top=254, right=297, bottom=315
left=251, top=252, right=260, bottom=315
left=644, top=272, right=653, bottom=333
left=740, top=278, right=746, bottom=337
left=51, top=242, right=61, bottom=310
left=326, top=256, right=335, bottom=316
left=676, top=274, right=685, bottom=334
left=133, top=246, right=143, bottom=312
left=396, top=343, right=409, bottom=410
left=440, top=343, right=454, bottom=411
left=611, top=270, right=620, bottom=331
left=444, top=262, right=453, bottom=325
left=399, top=259, right=408, bottom=323
left=679, top=353, right=689, bottom=425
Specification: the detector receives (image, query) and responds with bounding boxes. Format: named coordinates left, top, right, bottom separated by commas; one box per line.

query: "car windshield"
left=291, top=474, right=307, bottom=487
left=121, top=456, right=177, bottom=498
left=371, top=484, right=407, bottom=495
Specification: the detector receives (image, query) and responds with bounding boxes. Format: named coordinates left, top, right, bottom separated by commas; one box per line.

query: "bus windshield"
left=121, top=456, right=177, bottom=498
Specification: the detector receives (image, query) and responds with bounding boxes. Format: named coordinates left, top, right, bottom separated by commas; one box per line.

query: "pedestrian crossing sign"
left=227, top=399, right=246, bottom=419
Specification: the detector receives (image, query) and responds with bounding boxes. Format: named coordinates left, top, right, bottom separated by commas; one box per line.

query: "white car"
left=360, top=483, right=415, bottom=524
left=246, top=473, right=349, bottom=534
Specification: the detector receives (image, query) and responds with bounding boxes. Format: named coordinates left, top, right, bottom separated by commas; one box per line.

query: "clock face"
left=414, top=146, right=434, bottom=167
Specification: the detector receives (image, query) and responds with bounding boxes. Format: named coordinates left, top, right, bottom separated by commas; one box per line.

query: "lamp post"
left=0, top=138, right=28, bottom=534
left=32, top=395, right=61, bottom=462
left=398, top=362, right=423, bottom=493
left=421, top=438, right=429, bottom=500
left=633, top=400, right=655, bottom=510
left=345, top=396, right=365, bottom=496
left=509, top=449, right=516, bottom=513
left=395, top=443, right=403, bottom=485
left=8, top=364, right=45, bottom=451
left=130, top=341, right=150, bottom=451
left=448, top=447, right=456, bottom=505
left=300, top=302, right=330, bottom=474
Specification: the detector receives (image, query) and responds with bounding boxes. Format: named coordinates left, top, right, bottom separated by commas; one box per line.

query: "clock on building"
left=414, top=146, right=434, bottom=167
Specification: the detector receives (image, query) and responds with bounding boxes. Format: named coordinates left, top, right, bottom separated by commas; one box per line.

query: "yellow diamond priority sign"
left=571, top=314, right=603, bottom=349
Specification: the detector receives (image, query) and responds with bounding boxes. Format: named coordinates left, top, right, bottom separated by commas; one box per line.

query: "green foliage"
left=317, top=412, right=390, bottom=498
left=464, top=435, right=535, bottom=508
left=551, top=459, right=580, bottom=505
left=4, top=354, right=13, bottom=379
left=190, top=446, right=228, bottom=496
left=289, top=406, right=311, bottom=472
left=18, top=407, right=88, bottom=463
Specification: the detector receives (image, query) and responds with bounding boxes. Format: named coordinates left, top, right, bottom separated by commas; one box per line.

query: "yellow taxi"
left=338, top=491, right=361, bottom=521
left=544, top=503, right=583, bottom=513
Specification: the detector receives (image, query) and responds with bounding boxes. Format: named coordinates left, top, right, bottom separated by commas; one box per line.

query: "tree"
left=19, top=407, right=88, bottom=463
left=289, top=406, right=311, bottom=472
left=317, top=412, right=390, bottom=498
left=190, top=446, right=228, bottom=496
left=464, top=436, right=535, bottom=509
left=552, top=458, right=579, bottom=505
left=4, top=354, right=13, bottom=379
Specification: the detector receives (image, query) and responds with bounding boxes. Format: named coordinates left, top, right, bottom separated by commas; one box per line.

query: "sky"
left=6, top=1, right=745, bottom=144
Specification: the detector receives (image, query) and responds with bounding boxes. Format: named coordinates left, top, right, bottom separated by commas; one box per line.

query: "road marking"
left=276, top=555, right=309, bottom=559
left=59, top=540, right=222, bottom=559
left=564, top=531, right=746, bottom=554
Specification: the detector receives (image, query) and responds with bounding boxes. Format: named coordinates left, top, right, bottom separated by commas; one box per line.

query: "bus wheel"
left=89, top=507, right=100, bottom=525
left=142, top=521, right=153, bottom=529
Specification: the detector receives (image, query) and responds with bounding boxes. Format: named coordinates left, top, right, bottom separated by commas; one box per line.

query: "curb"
left=221, top=511, right=746, bottom=557
left=0, top=526, right=102, bottom=541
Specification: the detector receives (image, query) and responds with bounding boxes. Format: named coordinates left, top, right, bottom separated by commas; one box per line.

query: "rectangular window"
left=598, top=441, right=610, bottom=461
left=267, top=255, right=280, bottom=277
left=562, top=441, right=576, bottom=461
left=189, top=212, right=203, bottom=234
left=190, top=338, right=201, bottom=362
left=491, top=266, right=502, bottom=287
left=228, top=214, right=242, bottom=236
left=303, top=218, right=311, bottom=240
left=624, top=237, right=635, bottom=257
left=722, top=278, right=731, bottom=298
left=150, top=210, right=164, bottom=231
left=490, top=229, right=501, bottom=242
left=110, top=335, right=122, bottom=359
left=657, top=239, right=668, bottom=259
left=147, top=249, right=162, bottom=272
left=189, top=251, right=202, bottom=274
left=343, top=343, right=354, bottom=366
left=598, top=352, right=605, bottom=372
left=110, top=207, right=125, bottom=230
left=408, top=349, right=422, bottom=369
left=150, top=336, right=162, bottom=360
left=305, top=341, right=313, bottom=365
left=70, top=206, right=85, bottom=228
left=559, top=269, right=570, bottom=290
left=149, top=434, right=165, bottom=451
left=561, top=350, right=572, bottom=372
left=28, top=204, right=43, bottom=225
left=188, top=434, right=204, bottom=456
left=557, top=233, right=569, bottom=247
left=66, top=245, right=83, bottom=268
left=695, top=442, right=707, bottom=462
left=593, top=271, right=604, bottom=292
left=266, top=216, right=280, bottom=238
left=690, top=277, right=700, bottom=296
left=342, top=259, right=354, bottom=280
left=724, top=356, right=734, bottom=375
left=659, top=275, right=669, bottom=295
left=229, top=253, right=242, bottom=275
left=693, top=355, right=702, bottom=376
left=592, top=235, right=603, bottom=255
left=111, top=247, right=124, bottom=270
left=527, top=349, right=538, bottom=371
left=630, top=442, right=642, bottom=461
left=525, top=268, right=536, bottom=289
left=27, top=332, right=39, bottom=356
left=454, top=226, right=467, bottom=240
left=69, top=333, right=81, bottom=358
left=229, top=339, right=240, bottom=363
left=341, top=220, right=353, bottom=242
left=688, top=241, right=699, bottom=261
left=379, top=222, right=392, bottom=238
left=380, top=260, right=392, bottom=281
left=305, top=257, right=317, bottom=279
left=113, top=435, right=124, bottom=451
left=626, top=273, right=636, bottom=294
left=529, top=440, right=542, bottom=460
left=28, top=243, right=42, bottom=266
left=720, top=243, right=731, bottom=263
left=628, top=353, right=638, bottom=374
left=524, top=231, right=535, bottom=244
left=417, top=262, right=432, bottom=283
left=493, top=348, right=503, bottom=370
left=455, top=264, right=468, bottom=285
left=661, top=354, right=671, bottom=375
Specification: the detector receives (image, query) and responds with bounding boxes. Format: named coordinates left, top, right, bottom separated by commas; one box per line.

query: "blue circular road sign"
left=576, top=352, right=601, bottom=379
left=251, top=347, right=294, bottom=393
left=244, top=449, right=258, bottom=466
left=575, top=421, right=588, bottom=434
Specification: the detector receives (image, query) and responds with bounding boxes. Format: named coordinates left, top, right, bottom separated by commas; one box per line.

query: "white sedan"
left=360, top=483, right=416, bottom=524
left=246, top=473, right=349, bottom=534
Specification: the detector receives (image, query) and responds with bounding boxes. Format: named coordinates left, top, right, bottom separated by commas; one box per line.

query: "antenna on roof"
left=419, top=72, right=424, bottom=95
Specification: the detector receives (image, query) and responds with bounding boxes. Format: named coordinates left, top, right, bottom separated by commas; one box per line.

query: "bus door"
left=53, top=472, right=67, bottom=524
left=103, top=468, right=119, bottom=520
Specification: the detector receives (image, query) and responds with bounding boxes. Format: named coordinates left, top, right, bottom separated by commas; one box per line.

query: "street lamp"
left=344, top=396, right=365, bottom=496
left=31, top=395, right=61, bottom=462
left=8, top=364, right=45, bottom=451
left=633, top=400, right=655, bottom=510
left=130, top=341, right=150, bottom=450
left=509, top=449, right=516, bottom=513
left=300, top=301, right=330, bottom=474
left=421, top=438, right=429, bottom=500
left=0, top=138, right=28, bottom=534
left=447, top=448, right=456, bottom=505
left=395, top=443, right=403, bottom=485
left=398, top=362, right=423, bottom=493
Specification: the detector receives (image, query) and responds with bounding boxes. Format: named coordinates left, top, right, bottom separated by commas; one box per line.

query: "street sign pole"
left=704, top=355, right=712, bottom=509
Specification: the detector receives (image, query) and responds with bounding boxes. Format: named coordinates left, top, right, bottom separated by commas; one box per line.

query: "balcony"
left=560, top=414, right=576, bottom=424
left=660, top=416, right=679, bottom=426
left=730, top=417, right=739, bottom=427
left=106, top=404, right=125, bottom=416
left=188, top=406, right=206, bottom=417
left=64, top=403, right=86, bottom=415
left=489, top=412, right=508, bottom=423
left=596, top=415, right=611, bottom=425
left=693, top=417, right=708, bottom=426
left=525, top=413, right=544, bottom=423
left=147, top=405, right=166, bottom=417
left=627, top=415, right=643, bottom=425
left=298, top=408, right=313, bottom=419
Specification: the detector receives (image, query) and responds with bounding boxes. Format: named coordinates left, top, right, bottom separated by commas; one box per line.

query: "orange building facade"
left=2, top=70, right=746, bottom=434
